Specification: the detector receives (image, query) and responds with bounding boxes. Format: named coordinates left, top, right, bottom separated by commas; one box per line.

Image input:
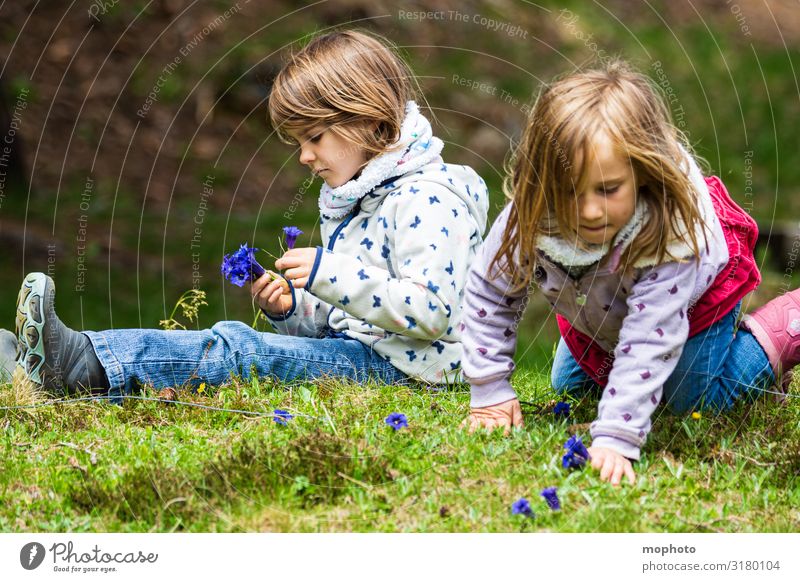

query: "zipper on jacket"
left=327, top=200, right=362, bottom=251
left=322, top=202, right=361, bottom=332
left=321, top=176, right=400, bottom=334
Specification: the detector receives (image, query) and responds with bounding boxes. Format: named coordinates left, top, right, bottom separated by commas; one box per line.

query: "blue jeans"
left=84, top=322, right=407, bottom=400
left=551, top=301, right=776, bottom=414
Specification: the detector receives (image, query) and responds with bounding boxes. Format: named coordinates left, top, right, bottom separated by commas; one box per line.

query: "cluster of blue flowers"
left=220, top=244, right=266, bottom=288
left=221, top=226, right=304, bottom=287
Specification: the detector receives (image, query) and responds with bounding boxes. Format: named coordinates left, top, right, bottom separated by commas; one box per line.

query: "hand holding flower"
left=251, top=271, right=293, bottom=315
left=275, top=247, right=318, bottom=289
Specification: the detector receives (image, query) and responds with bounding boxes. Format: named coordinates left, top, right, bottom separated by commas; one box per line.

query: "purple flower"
left=221, top=244, right=266, bottom=287
left=540, top=486, right=560, bottom=510
left=283, top=226, right=304, bottom=249
left=273, top=409, right=293, bottom=425
left=385, top=412, right=408, bottom=431
left=511, top=497, right=534, bottom=517
left=553, top=401, right=570, bottom=419
left=562, top=435, right=591, bottom=469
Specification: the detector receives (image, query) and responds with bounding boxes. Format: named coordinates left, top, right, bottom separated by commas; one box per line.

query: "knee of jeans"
left=210, top=320, right=249, bottom=339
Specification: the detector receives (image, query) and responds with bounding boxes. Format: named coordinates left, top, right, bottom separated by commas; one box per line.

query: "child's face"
left=290, top=128, right=368, bottom=188
left=572, top=131, right=638, bottom=245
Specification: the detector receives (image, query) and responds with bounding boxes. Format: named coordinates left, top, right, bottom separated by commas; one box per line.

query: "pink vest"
left=557, top=176, right=761, bottom=386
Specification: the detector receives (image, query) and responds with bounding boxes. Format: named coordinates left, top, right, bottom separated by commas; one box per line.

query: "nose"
left=579, top=192, right=605, bottom=224
left=299, top=145, right=315, bottom=166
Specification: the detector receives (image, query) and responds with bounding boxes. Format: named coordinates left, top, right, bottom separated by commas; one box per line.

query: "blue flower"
left=445, top=261, right=454, bottom=275
left=385, top=412, right=408, bottom=430
left=221, top=244, right=265, bottom=287
left=372, top=295, right=382, bottom=308
left=511, top=498, right=534, bottom=517
left=360, top=237, right=374, bottom=250
left=283, top=226, right=303, bottom=250
left=554, top=401, right=570, bottom=419
left=381, top=245, right=391, bottom=259
left=429, top=195, right=440, bottom=204
left=562, top=435, right=591, bottom=469
left=273, top=409, right=293, bottom=425
left=410, top=216, right=421, bottom=228
left=358, top=269, right=369, bottom=280
left=540, top=486, right=560, bottom=510
left=405, top=316, right=417, bottom=329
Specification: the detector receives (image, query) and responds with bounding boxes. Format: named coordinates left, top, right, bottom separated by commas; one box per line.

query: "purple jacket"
left=461, top=170, right=729, bottom=459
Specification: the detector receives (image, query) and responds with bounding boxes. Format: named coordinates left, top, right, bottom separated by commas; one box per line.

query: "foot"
left=741, top=288, right=800, bottom=393
left=15, top=272, right=109, bottom=395
left=0, top=329, right=17, bottom=383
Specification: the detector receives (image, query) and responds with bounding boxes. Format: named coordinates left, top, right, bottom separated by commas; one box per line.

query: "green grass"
left=2, top=368, right=798, bottom=532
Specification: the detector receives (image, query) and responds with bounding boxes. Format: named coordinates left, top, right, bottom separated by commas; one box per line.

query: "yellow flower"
left=198, top=383, right=206, bottom=394
left=691, top=411, right=701, bottom=420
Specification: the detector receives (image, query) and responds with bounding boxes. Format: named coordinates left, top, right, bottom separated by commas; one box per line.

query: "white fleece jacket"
left=268, top=102, right=489, bottom=383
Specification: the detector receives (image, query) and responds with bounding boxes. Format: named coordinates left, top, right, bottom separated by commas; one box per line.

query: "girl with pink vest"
left=460, top=61, right=800, bottom=486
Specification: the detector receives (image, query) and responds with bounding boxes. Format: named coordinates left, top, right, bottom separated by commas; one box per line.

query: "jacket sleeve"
left=590, top=258, right=699, bottom=460
left=461, top=205, right=531, bottom=408
left=264, top=286, right=333, bottom=338
left=305, top=184, right=475, bottom=340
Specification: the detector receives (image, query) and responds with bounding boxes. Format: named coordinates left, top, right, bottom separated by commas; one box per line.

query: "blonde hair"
left=268, top=30, right=416, bottom=157
left=492, top=60, right=706, bottom=292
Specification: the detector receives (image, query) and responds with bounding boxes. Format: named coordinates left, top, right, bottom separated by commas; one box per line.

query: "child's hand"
left=251, top=271, right=292, bottom=315
left=587, top=446, right=636, bottom=486
left=275, top=247, right=318, bottom=289
left=462, top=398, right=524, bottom=435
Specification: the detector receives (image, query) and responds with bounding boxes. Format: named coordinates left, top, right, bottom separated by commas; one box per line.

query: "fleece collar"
left=318, top=101, right=444, bottom=219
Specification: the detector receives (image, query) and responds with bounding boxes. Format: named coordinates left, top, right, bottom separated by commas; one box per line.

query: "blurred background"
left=0, top=0, right=798, bottom=371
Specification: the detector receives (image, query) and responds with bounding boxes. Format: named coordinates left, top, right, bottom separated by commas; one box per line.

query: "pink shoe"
left=741, top=289, right=800, bottom=397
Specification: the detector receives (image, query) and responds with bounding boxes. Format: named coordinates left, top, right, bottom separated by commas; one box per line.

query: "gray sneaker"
left=15, top=272, right=108, bottom=395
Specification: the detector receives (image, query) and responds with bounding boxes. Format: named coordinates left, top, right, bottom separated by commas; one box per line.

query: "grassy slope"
left=2, top=370, right=798, bottom=532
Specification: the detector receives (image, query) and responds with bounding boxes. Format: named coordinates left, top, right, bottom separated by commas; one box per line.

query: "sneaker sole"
left=16, top=272, right=50, bottom=385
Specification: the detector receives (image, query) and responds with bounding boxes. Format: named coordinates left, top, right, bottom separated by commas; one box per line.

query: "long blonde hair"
left=492, top=60, right=706, bottom=292
left=268, top=30, right=417, bottom=157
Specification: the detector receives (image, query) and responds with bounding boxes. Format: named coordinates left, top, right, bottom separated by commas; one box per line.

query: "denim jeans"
left=551, top=301, right=777, bottom=414
left=84, top=322, right=407, bottom=400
